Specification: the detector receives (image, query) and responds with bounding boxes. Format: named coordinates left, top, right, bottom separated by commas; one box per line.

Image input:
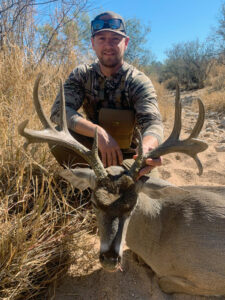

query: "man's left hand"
left=133, top=135, right=162, bottom=179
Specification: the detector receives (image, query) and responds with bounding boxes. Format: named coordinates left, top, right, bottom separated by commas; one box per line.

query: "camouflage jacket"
left=51, top=61, right=164, bottom=145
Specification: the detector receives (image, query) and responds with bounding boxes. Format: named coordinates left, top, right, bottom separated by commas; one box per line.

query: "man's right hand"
left=97, top=126, right=123, bottom=167
left=72, top=118, right=123, bottom=167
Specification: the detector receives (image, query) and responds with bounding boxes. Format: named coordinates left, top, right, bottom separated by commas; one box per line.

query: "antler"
left=18, top=73, right=107, bottom=180
left=129, top=85, right=208, bottom=179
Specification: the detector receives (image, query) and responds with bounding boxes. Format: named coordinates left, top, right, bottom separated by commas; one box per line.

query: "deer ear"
left=59, top=168, right=96, bottom=191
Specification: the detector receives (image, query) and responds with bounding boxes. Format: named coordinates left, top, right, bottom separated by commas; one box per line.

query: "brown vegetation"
left=202, top=62, right=225, bottom=113
left=0, top=46, right=95, bottom=299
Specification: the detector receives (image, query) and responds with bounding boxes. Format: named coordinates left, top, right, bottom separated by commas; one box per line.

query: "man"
left=50, top=11, right=163, bottom=178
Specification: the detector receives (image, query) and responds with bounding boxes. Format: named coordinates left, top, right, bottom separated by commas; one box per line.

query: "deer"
left=18, top=74, right=225, bottom=297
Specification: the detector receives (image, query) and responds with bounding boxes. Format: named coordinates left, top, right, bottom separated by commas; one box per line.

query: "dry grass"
left=0, top=46, right=95, bottom=299
left=0, top=163, right=93, bottom=299
left=202, top=89, right=225, bottom=114
left=202, top=62, right=225, bottom=113
left=152, top=79, right=174, bottom=122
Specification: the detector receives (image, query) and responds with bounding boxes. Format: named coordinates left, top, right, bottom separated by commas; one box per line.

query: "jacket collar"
left=92, top=61, right=130, bottom=79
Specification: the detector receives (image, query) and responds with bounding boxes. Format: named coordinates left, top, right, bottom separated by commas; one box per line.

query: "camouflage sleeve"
left=128, top=71, right=164, bottom=144
left=50, top=64, right=88, bottom=130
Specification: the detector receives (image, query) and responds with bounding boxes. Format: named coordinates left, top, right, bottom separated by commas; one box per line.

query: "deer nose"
left=100, top=252, right=119, bottom=263
left=99, top=252, right=121, bottom=271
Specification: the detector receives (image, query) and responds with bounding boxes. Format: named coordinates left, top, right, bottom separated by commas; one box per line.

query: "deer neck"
left=126, top=193, right=162, bottom=262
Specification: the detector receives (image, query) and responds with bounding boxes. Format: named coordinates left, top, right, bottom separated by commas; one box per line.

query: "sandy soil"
left=53, top=90, right=225, bottom=300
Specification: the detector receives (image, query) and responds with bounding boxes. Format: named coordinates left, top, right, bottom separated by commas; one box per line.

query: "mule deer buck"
left=19, top=74, right=225, bottom=297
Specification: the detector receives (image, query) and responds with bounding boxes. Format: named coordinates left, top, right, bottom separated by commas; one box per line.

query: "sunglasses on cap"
left=91, top=18, right=126, bottom=35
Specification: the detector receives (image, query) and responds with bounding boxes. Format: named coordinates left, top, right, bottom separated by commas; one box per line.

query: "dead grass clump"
left=201, top=62, right=225, bottom=112
left=0, top=45, right=96, bottom=299
left=202, top=61, right=225, bottom=113
left=202, top=89, right=225, bottom=114
left=152, top=79, right=173, bottom=122
left=0, top=157, right=94, bottom=300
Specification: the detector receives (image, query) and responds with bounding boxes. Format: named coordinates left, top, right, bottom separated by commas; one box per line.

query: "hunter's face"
left=91, top=31, right=129, bottom=69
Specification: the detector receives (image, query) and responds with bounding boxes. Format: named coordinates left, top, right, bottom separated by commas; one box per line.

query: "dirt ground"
left=53, top=90, right=225, bottom=300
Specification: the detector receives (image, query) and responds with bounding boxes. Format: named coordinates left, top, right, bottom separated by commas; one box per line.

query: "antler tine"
left=168, top=84, right=182, bottom=141
left=33, top=73, right=56, bottom=131
left=59, top=79, right=69, bottom=133
left=189, top=98, right=205, bottom=139
left=143, top=87, right=208, bottom=175
left=129, top=85, right=183, bottom=181
left=18, top=74, right=108, bottom=180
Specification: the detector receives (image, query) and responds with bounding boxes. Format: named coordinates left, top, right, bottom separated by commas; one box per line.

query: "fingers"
left=98, top=131, right=123, bottom=167
left=100, top=148, right=123, bottom=167
left=106, top=148, right=123, bottom=167
left=116, top=148, right=123, bottom=165
left=136, top=165, right=154, bottom=180
left=145, top=157, right=162, bottom=167
left=133, top=155, right=163, bottom=180
left=133, top=154, right=162, bottom=166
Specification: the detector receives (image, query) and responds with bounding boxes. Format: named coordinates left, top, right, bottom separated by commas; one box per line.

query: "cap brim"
left=92, top=28, right=127, bottom=38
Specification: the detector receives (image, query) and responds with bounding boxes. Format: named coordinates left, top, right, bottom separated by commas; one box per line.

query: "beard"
left=98, top=53, right=123, bottom=68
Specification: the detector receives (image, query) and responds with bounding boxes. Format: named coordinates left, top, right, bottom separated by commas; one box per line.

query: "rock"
left=206, top=124, right=213, bottom=129
left=203, top=132, right=211, bottom=137
left=215, top=145, right=225, bottom=152
left=207, top=111, right=218, bottom=118
left=219, top=139, right=225, bottom=143
left=219, top=118, right=225, bottom=128
left=218, top=129, right=225, bottom=133
left=206, top=127, right=215, bottom=132
left=185, top=111, right=198, bottom=117
left=182, top=96, right=195, bottom=106
left=206, top=120, right=216, bottom=127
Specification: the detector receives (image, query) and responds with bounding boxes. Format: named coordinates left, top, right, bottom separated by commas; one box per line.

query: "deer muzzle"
left=99, top=250, right=121, bottom=272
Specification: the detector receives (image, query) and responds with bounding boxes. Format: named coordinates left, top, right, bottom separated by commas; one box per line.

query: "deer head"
left=18, top=74, right=208, bottom=271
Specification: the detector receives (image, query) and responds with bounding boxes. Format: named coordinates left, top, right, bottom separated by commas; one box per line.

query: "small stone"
left=215, top=145, right=225, bottom=152
left=203, top=132, right=211, bottom=137
left=219, top=118, right=225, bottom=128
left=206, top=123, right=214, bottom=129
left=185, top=111, right=198, bottom=117
left=206, top=127, right=214, bottom=132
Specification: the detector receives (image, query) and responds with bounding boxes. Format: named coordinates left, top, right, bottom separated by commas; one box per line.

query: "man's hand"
left=97, top=126, right=123, bottom=167
left=73, top=118, right=123, bottom=168
left=133, top=135, right=162, bottom=179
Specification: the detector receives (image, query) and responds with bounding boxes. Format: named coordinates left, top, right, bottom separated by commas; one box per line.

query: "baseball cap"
left=91, top=11, right=127, bottom=37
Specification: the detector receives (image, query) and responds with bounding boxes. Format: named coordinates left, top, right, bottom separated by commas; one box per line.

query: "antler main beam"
left=130, top=85, right=208, bottom=179
left=18, top=73, right=107, bottom=180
